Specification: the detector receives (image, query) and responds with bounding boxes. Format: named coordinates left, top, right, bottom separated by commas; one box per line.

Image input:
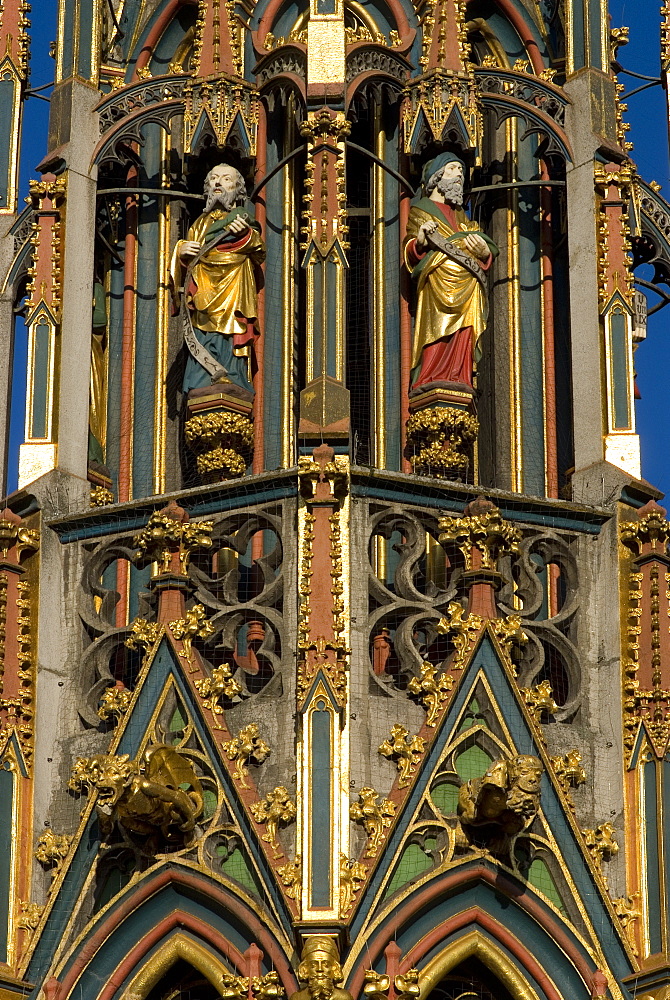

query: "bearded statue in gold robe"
left=170, top=163, right=265, bottom=396
left=404, top=153, right=498, bottom=391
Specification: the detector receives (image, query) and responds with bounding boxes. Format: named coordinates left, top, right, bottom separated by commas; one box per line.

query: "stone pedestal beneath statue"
left=406, top=381, right=478, bottom=479
left=184, top=382, right=254, bottom=481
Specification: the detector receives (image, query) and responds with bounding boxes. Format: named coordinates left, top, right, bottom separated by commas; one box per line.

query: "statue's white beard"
left=205, top=189, right=234, bottom=213
left=436, top=175, right=464, bottom=206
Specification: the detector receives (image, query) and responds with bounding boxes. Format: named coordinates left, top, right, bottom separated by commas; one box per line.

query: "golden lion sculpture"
left=69, top=745, right=204, bottom=850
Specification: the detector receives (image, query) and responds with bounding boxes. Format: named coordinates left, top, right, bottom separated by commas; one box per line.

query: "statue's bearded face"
left=299, top=950, right=342, bottom=1000
left=429, top=161, right=465, bottom=206
left=204, top=165, right=246, bottom=212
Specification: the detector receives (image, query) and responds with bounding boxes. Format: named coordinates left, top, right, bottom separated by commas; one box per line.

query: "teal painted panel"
left=311, top=705, right=332, bottom=907
left=60, top=0, right=76, bottom=79
left=0, top=766, right=13, bottom=963
left=326, top=259, right=338, bottom=378
left=77, top=0, right=94, bottom=80
left=262, top=109, right=286, bottom=471
left=149, top=7, right=197, bottom=75
left=106, top=252, right=126, bottom=493
left=31, top=320, right=51, bottom=439
left=382, top=118, right=401, bottom=470
left=610, top=311, right=630, bottom=429
left=133, top=124, right=161, bottom=497
left=645, top=759, right=662, bottom=953
left=313, top=261, right=324, bottom=377
left=571, top=0, right=587, bottom=69
left=0, top=77, right=16, bottom=211
left=517, top=133, right=545, bottom=496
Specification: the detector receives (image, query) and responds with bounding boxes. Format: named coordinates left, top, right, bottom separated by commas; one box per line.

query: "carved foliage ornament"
left=340, top=853, right=367, bottom=915
left=169, top=604, right=215, bottom=670
left=350, top=786, right=396, bottom=857
left=408, top=661, right=454, bottom=727
left=221, top=723, right=271, bottom=787
left=379, top=724, right=426, bottom=787
left=438, top=503, right=521, bottom=571
left=133, top=505, right=213, bottom=575
left=195, top=663, right=243, bottom=725
left=35, top=829, right=72, bottom=877
left=250, top=786, right=296, bottom=858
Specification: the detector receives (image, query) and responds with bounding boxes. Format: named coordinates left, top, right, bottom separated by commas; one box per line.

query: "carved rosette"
left=184, top=411, right=254, bottom=481
left=406, top=406, right=478, bottom=478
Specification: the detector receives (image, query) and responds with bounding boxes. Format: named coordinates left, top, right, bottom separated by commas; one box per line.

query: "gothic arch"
left=345, top=866, right=613, bottom=1000
left=39, top=868, right=297, bottom=1000
left=96, top=932, right=236, bottom=1000
left=417, top=929, right=545, bottom=1000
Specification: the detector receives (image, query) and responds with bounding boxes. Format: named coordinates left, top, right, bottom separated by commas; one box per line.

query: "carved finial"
left=438, top=500, right=520, bottom=618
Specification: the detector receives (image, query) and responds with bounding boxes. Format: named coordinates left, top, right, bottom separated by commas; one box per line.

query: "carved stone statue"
left=457, top=754, right=543, bottom=854
left=289, top=937, right=353, bottom=1000
left=69, top=745, right=204, bottom=850
left=170, top=162, right=266, bottom=397
left=403, top=152, right=498, bottom=392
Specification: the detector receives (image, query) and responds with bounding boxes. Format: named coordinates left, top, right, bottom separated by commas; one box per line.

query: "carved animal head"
left=69, top=754, right=139, bottom=810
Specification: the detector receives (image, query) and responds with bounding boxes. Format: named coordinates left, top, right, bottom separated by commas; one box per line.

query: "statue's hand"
left=180, top=240, right=202, bottom=262
left=227, top=216, right=250, bottom=235
left=416, top=219, right=438, bottom=250
left=463, top=232, right=490, bottom=260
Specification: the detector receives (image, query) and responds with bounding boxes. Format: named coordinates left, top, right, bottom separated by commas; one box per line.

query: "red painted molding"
left=467, top=0, right=544, bottom=74
left=132, top=0, right=198, bottom=81
left=56, top=868, right=297, bottom=1000
left=347, top=865, right=594, bottom=998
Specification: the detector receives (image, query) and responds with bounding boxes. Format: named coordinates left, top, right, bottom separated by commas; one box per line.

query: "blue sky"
left=8, top=2, right=670, bottom=498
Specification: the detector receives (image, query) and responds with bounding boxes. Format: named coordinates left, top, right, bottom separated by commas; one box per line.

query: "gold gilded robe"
left=404, top=200, right=494, bottom=372
left=170, top=208, right=266, bottom=352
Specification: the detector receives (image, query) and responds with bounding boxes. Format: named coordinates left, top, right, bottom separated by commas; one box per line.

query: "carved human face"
left=299, top=949, right=343, bottom=994
left=440, top=160, right=464, bottom=184
left=204, top=164, right=245, bottom=211
left=426, top=159, right=465, bottom=205
left=510, top=755, right=542, bottom=791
